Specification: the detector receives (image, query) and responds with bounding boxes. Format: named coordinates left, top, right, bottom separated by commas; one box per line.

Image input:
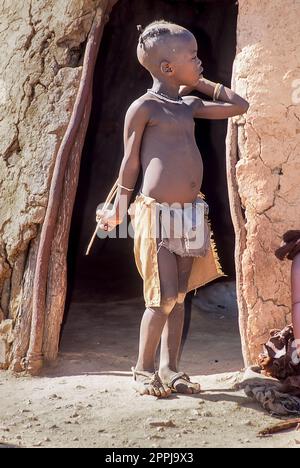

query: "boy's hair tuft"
left=136, top=20, right=180, bottom=48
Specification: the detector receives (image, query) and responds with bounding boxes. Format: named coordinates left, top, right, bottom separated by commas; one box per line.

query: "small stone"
left=191, top=409, right=200, bottom=416
left=33, top=441, right=43, bottom=447
left=70, top=412, right=79, bottom=418
left=16, top=435, right=22, bottom=440
left=0, top=427, right=10, bottom=432
left=147, top=419, right=176, bottom=428
left=244, top=420, right=253, bottom=426
left=148, top=434, right=165, bottom=440
left=73, top=437, right=79, bottom=441
left=75, top=385, right=86, bottom=390
left=49, top=394, right=62, bottom=400
left=44, top=437, right=50, bottom=442
left=202, top=411, right=213, bottom=417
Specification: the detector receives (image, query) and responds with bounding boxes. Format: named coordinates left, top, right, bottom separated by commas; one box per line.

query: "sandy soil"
left=0, top=297, right=299, bottom=448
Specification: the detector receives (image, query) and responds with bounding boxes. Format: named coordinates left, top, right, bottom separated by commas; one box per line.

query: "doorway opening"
left=59, top=0, right=242, bottom=374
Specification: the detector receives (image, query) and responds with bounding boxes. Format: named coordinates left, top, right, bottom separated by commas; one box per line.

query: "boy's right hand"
left=96, top=208, right=122, bottom=232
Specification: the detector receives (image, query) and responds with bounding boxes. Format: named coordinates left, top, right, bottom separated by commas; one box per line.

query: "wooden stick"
left=258, top=418, right=300, bottom=436
left=85, top=178, right=119, bottom=255
left=225, top=119, right=251, bottom=365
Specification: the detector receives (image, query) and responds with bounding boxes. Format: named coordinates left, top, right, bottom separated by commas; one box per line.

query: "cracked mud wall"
left=0, top=0, right=111, bottom=368
left=233, top=0, right=300, bottom=364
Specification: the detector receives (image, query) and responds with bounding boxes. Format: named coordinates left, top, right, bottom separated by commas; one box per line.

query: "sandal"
left=164, top=371, right=201, bottom=394
left=131, top=367, right=171, bottom=398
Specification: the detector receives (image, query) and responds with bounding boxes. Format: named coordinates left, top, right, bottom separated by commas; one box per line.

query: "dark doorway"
left=66, top=0, right=238, bottom=306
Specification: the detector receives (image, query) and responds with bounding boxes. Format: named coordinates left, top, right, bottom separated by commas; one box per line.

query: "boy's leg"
left=159, top=255, right=201, bottom=394
left=133, top=244, right=179, bottom=397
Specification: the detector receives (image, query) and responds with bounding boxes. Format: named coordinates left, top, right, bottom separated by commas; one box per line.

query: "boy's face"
left=169, top=35, right=203, bottom=87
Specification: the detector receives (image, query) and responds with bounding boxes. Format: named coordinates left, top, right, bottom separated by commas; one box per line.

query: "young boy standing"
left=96, top=20, right=249, bottom=397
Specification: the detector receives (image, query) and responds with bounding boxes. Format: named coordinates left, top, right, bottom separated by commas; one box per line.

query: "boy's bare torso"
left=138, top=93, right=203, bottom=206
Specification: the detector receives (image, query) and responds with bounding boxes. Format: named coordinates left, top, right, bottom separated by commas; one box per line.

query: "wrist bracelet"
left=117, top=183, right=134, bottom=192
left=213, top=83, right=223, bottom=102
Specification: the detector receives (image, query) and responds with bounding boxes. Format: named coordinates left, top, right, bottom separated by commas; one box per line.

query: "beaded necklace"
left=147, top=89, right=184, bottom=104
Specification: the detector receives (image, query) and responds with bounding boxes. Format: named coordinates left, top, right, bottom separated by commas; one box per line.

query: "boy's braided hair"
left=136, top=20, right=179, bottom=48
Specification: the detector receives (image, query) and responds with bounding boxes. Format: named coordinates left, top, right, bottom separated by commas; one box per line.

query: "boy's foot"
left=131, top=367, right=172, bottom=398
left=159, top=370, right=201, bottom=394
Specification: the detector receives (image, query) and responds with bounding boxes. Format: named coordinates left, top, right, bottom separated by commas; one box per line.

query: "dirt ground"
left=0, top=296, right=299, bottom=448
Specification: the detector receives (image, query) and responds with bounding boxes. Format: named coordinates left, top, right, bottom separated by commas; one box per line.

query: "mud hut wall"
left=234, top=0, right=300, bottom=363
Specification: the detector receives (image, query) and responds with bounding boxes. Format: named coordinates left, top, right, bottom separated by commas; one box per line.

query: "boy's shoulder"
left=128, top=93, right=159, bottom=109
left=126, top=93, right=155, bottom=117
left=181, top=94, right=202, bottom=107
